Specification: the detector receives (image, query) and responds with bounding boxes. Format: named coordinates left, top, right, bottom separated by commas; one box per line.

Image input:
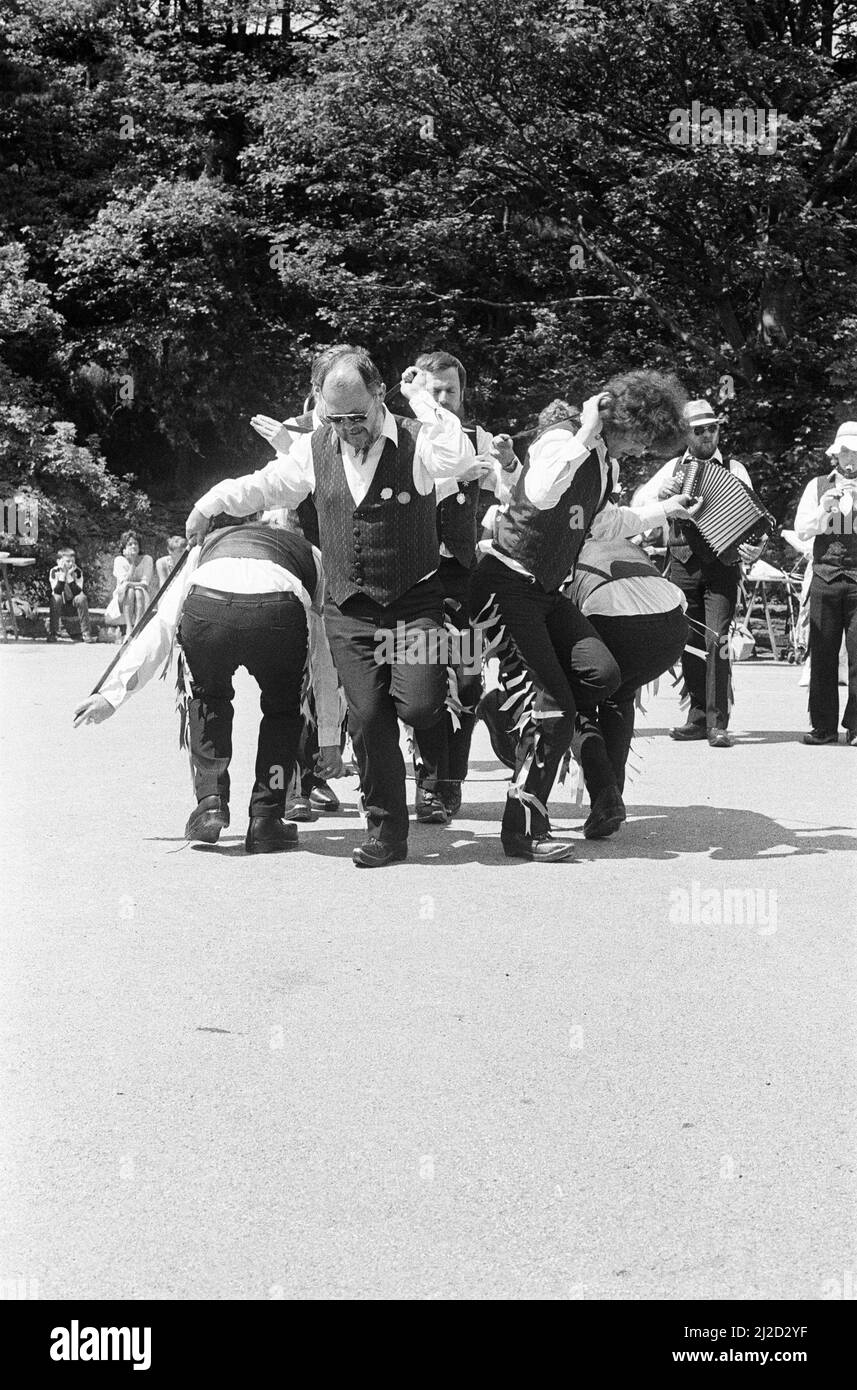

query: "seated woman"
left=110, top=530, right=154, bottom=636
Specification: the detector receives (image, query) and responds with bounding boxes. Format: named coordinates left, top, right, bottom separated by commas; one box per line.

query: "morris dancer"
left=410, top=350, right=521, bottom=823
left=185, top=348, right=478, bottom=868
left=73, top=516, right=342, bottom=853
left=470, top=374, right=697, bottom=861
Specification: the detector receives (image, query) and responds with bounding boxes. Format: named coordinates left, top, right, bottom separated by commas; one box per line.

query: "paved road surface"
left=1, top=644, right=855, bottom=1300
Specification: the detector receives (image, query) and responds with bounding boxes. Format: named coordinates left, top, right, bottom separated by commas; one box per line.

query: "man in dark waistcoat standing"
left=470, top=373, right=695, bottom=861
left=409, top=350, right=521, bottom=823
left=794, top=420, right=857, bottom=744
left=186, top=347, right=477, bottom=867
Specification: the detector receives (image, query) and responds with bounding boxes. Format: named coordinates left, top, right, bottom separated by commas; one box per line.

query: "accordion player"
left=672, top=456, right=775, bottom=566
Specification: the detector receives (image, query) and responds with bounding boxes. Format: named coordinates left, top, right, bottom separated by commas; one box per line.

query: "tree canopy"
left=2, top=0, right=856, bottom=579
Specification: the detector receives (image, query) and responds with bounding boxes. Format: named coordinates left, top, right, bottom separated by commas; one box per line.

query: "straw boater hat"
left=825, top=421, right=857, bottom=457
left=683, top=399, right=720, bottom=428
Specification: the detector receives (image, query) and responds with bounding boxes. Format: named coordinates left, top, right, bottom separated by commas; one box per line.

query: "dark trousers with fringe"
left=469, top=556, right=620, bottom=837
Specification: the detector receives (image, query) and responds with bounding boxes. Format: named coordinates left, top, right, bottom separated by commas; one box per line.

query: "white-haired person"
left=794, top=421, right=857, bottom=745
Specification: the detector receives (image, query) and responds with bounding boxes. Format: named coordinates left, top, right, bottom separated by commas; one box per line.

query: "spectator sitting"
left=106, top=530, right=154, bottom=636
left=48, top=547, right=94, bottom=643
left=155, top=535, right=187, bottom=592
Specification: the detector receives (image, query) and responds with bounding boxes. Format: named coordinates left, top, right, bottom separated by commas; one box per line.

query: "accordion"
left=674, top=458, right=775, bottom=564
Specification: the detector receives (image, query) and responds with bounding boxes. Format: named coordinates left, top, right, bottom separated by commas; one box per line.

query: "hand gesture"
left=662, top=494, right=704, bottom=521
left=738, top=541, right=763, bottom=565
left=73, top=695, right=115, bottom=727
left=491, top=433, right=517, bottom=470
left=820, top=488, right=841, bottom=514
left=579, top=392, right=608, bottom=445
left=399, top=366, right=428, bottom=401
left=251, top=414, right=301, bottom=454
left=657, top=474, right=683, bottom=500
left=186, top=507, right=211, bottom=546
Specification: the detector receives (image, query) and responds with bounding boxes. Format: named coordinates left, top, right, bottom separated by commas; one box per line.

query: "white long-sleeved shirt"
left=195, top=391, right=476, bottom=522
left=794, top=468, right=857, bottom=542
left=479, top=428, right=668, bottom=577
left=98, top=544, right=342, bottom=746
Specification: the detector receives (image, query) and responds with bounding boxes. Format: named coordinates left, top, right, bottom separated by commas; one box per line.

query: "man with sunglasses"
left=636, top=399, right=759, bottom=747
left=185, top=346, right=478, bottom=867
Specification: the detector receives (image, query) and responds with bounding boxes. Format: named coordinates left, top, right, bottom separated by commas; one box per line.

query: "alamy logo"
left=50, top=1321, right=151, bottom=1371
left=1, top=497, right=38, bottom=542
left=669, top=101, right=778, bottom=154
left=669, top=880, right=777, bottom=935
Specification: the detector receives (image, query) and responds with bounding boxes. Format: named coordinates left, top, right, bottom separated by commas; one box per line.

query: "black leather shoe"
left=477, top=690, right=517, bottom=770
left=708, top=730, right=734, bottom=748
left=284, top=792, right=314, bottom=822
left=352, top=838, right=408, bottom=868
left=802, top=729, right=838, bottom=745
left=245, top=816, right=298, bottom=853
left=415, top=785, right=449, bottom=825
left=185, top=796, right=230, bottom=844
left=501, top=832, right=574, bottom=862
left=438, top=780, right=462, bottom=818
left=583, top=787, right=626, bottom=839
left=847, top=730, right=857, bottom=747
left=308, top=778, right=340, bottom=813
left=670, top=724, right=707, bottom=741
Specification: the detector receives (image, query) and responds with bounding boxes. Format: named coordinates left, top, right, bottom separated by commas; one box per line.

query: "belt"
left=189, top=585, right=299, bottom=605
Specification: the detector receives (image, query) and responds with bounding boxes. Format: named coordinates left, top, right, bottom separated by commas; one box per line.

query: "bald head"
left=316, top=347, right=387, bottom=449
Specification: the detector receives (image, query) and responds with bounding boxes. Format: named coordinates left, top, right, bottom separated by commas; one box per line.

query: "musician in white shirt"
left=635, top=399, right=761, bottom=748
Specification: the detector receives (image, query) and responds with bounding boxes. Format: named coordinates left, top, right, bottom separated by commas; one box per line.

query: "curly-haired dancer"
left=470, top=373, right=699, bottom=861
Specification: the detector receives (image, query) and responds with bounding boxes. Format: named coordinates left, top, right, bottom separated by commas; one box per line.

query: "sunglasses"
left=691, top=424, right=718, bottom=435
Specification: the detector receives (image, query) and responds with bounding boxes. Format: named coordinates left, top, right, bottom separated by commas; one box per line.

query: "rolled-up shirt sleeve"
left=196, top=435, right=315, bottom=519
left=524, top=428, right=602, bottom=510
left=588, top=498, right=669, bottom=541
left=795, top=478, right=826, bottom=541
left=409, top=390, right=476, bottom=490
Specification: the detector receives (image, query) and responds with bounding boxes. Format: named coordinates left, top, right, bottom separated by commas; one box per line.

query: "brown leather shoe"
left=670, top=724, right=706, bottom=741
left=284, top=792, right=314, bottom=822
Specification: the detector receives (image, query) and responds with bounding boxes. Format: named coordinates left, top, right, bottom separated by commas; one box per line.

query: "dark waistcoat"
left=812, top=474, right=857, bottom=581
left=312, top=416, right=439, bottom=606
left=436, top=426, right=481, bottom=569
left=493, top=423, right=608, bottom=592
left=198, top=523, right=318, bottom=595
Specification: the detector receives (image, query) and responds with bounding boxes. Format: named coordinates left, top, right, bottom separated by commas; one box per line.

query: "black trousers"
left=413, top=556, right=482, bottom=786
left=587, top=606, right=689, bottom=793
left=469, top=556, right=621, bottom=838
left=324, top=576, right=447, bottom=842
left=178, top=590, right=308, bottom=819
left=667, top=552, right=738, bottom=730
left=808, top=573, right=857, bottom=732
